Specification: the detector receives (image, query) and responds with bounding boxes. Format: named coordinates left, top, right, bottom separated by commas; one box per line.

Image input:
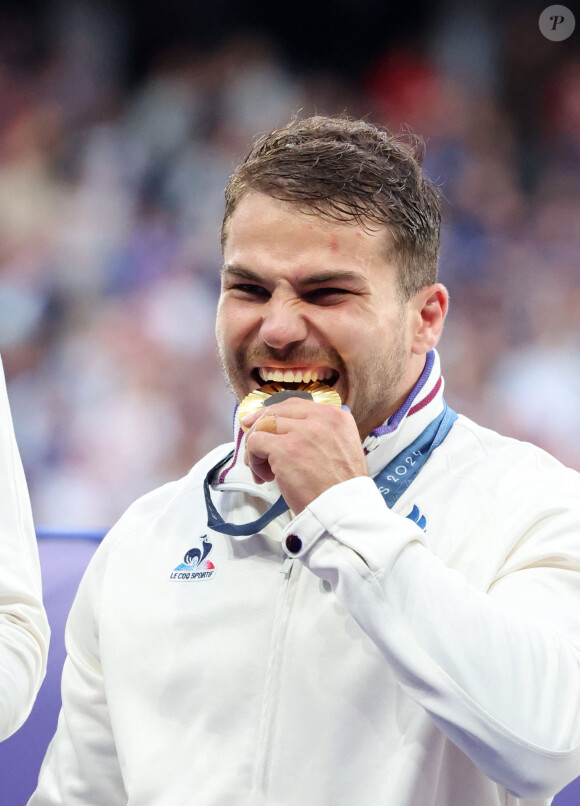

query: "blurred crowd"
left=0, top=1, right=578, bottom=529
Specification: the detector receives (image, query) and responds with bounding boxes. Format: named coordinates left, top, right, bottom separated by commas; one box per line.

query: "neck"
left=365, top=352, right=434, bottom=439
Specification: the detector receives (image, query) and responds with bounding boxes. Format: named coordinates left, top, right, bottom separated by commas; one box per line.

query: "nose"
left=259, top=296, right=308, bottom=350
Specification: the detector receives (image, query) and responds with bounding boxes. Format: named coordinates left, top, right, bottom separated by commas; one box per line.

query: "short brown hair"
left=222, top=115, right=441, bottom=300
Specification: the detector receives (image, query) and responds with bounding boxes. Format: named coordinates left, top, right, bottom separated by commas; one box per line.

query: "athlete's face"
left=217, top=193, right=442, bottom=438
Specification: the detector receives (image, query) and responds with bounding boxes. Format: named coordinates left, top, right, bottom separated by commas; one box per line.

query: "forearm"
left=284, top=476, right=580, bottom=797
left=0, top=356, right=50, bottom=739
left=0, top=602, right=48, bottom=740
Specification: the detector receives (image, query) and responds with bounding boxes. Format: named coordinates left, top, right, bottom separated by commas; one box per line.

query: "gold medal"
left=238, top=381, right=342, bottom=431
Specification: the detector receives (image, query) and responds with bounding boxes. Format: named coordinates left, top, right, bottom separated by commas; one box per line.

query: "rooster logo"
left=171, top=535, right=216, bottom=577
left=184, top=536, right=213, bottom=569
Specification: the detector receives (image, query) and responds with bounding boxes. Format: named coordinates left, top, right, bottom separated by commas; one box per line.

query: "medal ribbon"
left=204, top=403, right=457, bottom=537
left=372, top=402, right=457, bottom=508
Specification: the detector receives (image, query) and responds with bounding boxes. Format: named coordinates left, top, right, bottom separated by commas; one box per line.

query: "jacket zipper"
left=249, top=555, right=299, bottom=804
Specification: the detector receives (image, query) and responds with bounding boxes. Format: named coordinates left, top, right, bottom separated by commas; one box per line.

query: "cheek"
left=216, top=303, right=255, bottom=353
left=330, top=313, right=381, bottom=357
left=216, top=307, right=239, bottom=358
left=214, top=303, right=228, bottom=345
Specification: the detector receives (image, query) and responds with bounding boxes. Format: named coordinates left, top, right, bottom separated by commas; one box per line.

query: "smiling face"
left=217, top=193, right=435, bottom=438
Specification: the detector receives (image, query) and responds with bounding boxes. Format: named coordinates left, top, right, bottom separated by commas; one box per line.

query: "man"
left=0, top=359, right=49, bottom=741
left=30, top=116, right=580, bottom=805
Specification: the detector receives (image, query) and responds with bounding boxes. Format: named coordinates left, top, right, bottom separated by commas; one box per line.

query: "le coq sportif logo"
left=170, top=535, right=216, bottom=581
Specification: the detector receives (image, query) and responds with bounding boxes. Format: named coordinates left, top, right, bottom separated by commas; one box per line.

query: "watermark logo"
left=539, top=5, right=576, bottom=41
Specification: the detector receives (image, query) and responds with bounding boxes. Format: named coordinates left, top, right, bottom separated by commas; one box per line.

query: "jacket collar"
left=363, top=349, right=445, bottom=478
left=217, top=349, right=444, bottom=492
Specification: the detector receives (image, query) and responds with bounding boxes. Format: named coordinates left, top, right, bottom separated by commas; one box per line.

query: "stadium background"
left=0, top=0, right=578, bottom=531
left=0, top=0, right=579, bottom=801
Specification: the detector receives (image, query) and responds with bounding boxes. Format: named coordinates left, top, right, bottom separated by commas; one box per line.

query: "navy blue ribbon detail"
left=204, top=463, right=289, bottom=536
left=205, top=402, right=457, bottom=536
left=372, top=403, right=457, bottom=508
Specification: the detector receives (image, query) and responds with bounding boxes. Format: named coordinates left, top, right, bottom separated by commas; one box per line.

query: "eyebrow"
left=221, top=265, right=262, bottom=282
left=221, top=264, right=367, bottom=287
left=300, top=270, right=365, bottom=286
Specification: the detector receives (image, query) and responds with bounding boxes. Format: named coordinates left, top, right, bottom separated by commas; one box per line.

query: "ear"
left=409, top=283, right=448, bottom=355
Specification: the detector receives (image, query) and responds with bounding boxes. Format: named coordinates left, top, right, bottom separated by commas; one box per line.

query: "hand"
left=241, top=399, right=368, bottom=513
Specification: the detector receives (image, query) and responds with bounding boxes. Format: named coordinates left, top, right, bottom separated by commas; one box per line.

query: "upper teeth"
left=259, top=368, right=333, bottom=383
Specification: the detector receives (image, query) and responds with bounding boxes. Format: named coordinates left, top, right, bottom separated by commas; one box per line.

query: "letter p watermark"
left=539, top=5, right=576, bottom=40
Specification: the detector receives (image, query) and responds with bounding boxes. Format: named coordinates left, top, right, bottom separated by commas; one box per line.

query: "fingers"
left=254, top=413, right=278, bottom=435
left=244, top=411, right=287, bottom=483
left=243, top=404, right=319, bottom=483
left=246, top=451, right=275, bottom=483
left=240, top=398, right=311, bottom=431
left=241, top=399, right=364, bottom=505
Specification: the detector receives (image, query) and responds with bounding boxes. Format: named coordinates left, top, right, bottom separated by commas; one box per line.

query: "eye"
left=303, top=287, right=351, bottom=305
left=231, top=283, right=271, bottom=300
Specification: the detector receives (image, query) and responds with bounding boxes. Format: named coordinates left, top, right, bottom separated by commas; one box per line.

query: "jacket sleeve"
left=29, top=538, right=127, bottom=805
left=282, top=472, right=580, bottom=799
left=0, top=358, right=49, bottom=741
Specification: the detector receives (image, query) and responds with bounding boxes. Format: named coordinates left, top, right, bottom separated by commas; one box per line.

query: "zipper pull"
left=280, top=557, right=294, bottom=575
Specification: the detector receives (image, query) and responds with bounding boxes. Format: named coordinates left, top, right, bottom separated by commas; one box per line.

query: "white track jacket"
left=31, top=353, right=580, bottom=805
left=0, top=358, right=49, bottom=741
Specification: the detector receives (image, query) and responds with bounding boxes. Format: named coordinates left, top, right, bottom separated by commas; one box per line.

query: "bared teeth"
left=259, top=368, right=333, bottom=383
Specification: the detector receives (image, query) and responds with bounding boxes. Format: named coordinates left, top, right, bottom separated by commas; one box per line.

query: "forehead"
left=223, top=193, right=391, bottom=268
